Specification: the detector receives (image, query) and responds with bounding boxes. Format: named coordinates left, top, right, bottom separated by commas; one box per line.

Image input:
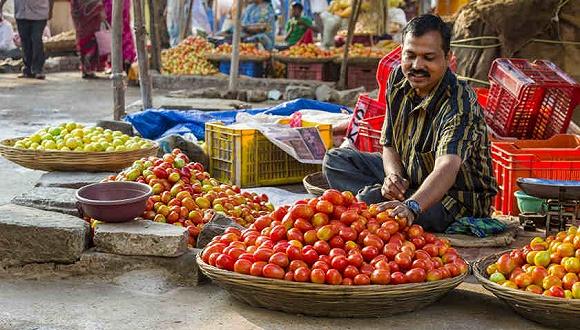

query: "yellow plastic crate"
left=206, top=120, right=333, bottom=187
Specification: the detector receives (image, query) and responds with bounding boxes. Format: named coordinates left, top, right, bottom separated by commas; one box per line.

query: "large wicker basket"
left=303, top=171, right=329, bottom=196
left=474, top=252, right=580, bottom=329
left=197, top=253, right=468, bottom=317
left=0, top=138, right=158, bottom=172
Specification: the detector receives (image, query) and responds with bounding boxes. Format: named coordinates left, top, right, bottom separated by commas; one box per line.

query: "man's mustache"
left=409, top=69, right=430, bottom=77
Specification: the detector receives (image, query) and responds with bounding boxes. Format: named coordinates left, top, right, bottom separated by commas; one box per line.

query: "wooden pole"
left=148, top=0, right=162, bottom=71
left=112, top=0, right=125, bottom=120
left=337, top=0, right=362, bottom=90
left=134, top=0, right=153, bottom=109
left=177, top=0, right=186, bottom=42
left=228, top=0, right=243, bottom=91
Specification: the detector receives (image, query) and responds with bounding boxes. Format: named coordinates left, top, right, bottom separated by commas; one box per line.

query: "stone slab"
left=11, top=186, right=78, bottom=216
left=36, top=171, right=115, bottom=189
left=0, top=204, right=89, bottom=266
left=93, top=220, right=188, bottom=257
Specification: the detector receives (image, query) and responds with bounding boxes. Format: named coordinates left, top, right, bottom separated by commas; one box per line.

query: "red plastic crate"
left=376, top=46, right=402, bottom=104
left=345, top=95, right=386, bottom=145
left=486, top=58, right=580, bottom=139
left=356, top=115, right=385, bottom=153
left=473, top=87, right=489, bottom=109
left=287, top=62, right=335, bottom=81
left=491, top=134, right=580, bottom=215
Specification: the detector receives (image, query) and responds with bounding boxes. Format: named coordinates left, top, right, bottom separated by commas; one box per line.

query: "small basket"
left=197, top=253, right=468, bottom=318
left=302, top=171, right=330, bottom=196
left=473, top=251, right=580, bottom=329
left=0, top=138, right=159, bottom=172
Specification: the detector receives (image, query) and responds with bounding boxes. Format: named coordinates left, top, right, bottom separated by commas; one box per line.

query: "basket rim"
left=0, top=137, right=159, bottom=155
left=272, top=54, right=336, bottom=64
left=473, top=250, right=580, bottom=305
left=197, top=252, right=468, bottom=292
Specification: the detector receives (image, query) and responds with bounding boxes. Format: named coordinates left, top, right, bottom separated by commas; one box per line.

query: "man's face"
left=292, top=6, right=302, bottom=18
left=401, top=30, right=449, bottom=97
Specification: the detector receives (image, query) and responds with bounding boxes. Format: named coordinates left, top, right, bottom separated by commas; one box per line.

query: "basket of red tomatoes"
left=196, top=189, right=469, bottom=317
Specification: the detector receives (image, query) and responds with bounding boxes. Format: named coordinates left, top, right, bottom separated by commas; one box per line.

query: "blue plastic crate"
left=219, top=61, right=264, bottom=78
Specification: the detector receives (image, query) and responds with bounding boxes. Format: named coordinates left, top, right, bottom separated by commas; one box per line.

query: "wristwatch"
left=403, top=199, right=422, bottom=217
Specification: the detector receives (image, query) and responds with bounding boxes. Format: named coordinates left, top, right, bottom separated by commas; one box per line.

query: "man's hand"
left=376, top=200, right=415, bottom=226
left=381, top=173, right=409, bottom=201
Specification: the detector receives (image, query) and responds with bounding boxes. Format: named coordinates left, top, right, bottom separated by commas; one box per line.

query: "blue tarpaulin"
left=125, top=99, right=350, bottom=141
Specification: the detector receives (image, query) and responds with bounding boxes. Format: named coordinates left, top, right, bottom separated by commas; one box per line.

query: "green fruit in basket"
left=30, top=142, right=39, bottom=149
left=41, top=133, right=53, bottom=141
left=61, top=146, right=71, bottom=151
left=49, top=127, right=61, bottom=136
left=29, top=134, right=42, bottom=143
left=115, top=145, right=127, bottom=152
left=489, top=272, right=506, bottom=283
left=44, top=140, right=57, bottom=150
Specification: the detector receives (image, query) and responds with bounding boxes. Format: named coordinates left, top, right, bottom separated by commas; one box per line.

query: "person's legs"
left=323, top=147, right=386, bottom=203
left=414, top=202, right=456, bottom=233
left=16, top=19, right=33, bottom=76
left=30, top=20, right=47, bottom=77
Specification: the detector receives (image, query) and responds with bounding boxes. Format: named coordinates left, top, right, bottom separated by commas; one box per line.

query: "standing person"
left=285, top=1, right=313, bottom=46
left=0, top=0, right=54, bottom=79
left=70, top=0, right=108, bottom=79
left=309, top=0, right=327, bottom=37
left=102, top=0, right=136, bottom=72
left=240, top=0, right=275, bottom=50
left=323, top=15, right=497, bottom=233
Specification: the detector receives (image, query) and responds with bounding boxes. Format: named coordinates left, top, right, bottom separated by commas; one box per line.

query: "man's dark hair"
left=401, top=14, right=451, bottom=55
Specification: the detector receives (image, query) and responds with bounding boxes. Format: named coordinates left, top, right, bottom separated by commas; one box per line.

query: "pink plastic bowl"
left=75, top=181, right=152, bottom=223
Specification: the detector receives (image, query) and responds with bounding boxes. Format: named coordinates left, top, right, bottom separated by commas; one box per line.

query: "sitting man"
left=323, top=14, right=498, bottom=233
left=285, top=1, right=314, bottom=46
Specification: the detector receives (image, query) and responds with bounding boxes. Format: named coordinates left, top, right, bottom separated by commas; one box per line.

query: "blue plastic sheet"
left=125, top=98, right=350, bottom=141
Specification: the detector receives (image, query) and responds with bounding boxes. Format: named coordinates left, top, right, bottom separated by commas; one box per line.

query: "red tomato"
left=339, top=227, right=358, bottom=242
left=289, top=260, right=309, bottom=272
left=361, top=246, right=379, bottom=262
left=269, top=225, right=287, bottom=242
left=208, top=252, right=220, bottom=266
left=329, top=235, right=345, bottom=249
left=329, top=248, right=347, bottom=258
left=310, top=268, right=326, bottom=284
left=394, top=252, right=413, bottom=270
left=312, top=261, right=330, bottom=273
left=353, top=274, right=371, bottom=285
left=390, top=271, right=408, bottom=285
left=294, top=267, right=311, bottom=282
left=254, top=216, right=274, bottom=231
left=238, top=253, right=255, bottom=263
left=301, top=248, right=319, bottom=265
left=313, top=240, right=331, bottom=256
left=262, top=263, right=285, bottom=279
left=253, top=248, right=274, bottom=262
left=331, top=255, right=349, bottom=272
left=215, top=254, right=235, bottom=271
left=233, top=259, right=252, bottom=274
left=406, top=268, right=427, bottom=283
left=286, top=245, right=302, bottom=261
left=360, top=262, right=375, bottom=276
left=287, top=228, right=304, bottom=243
left=325, top=269, right=343, bottom=285
left=201, top=243, right=226, bottom=263
left=227, top=248, right=246, bottom=260
left=250, top=261, right=267, bottom=277
left=294, top=218, right=314, bottom=232
left=343, top=265, right=360, bottom=279
left=340, top=210, right=359, bottom=225
left=347, top=252, right=364, bottom=267
left=318, top=254, right=332, bottom=265
left=342, top=277, right=354, bottom=285
left=269, top=252, right=290, bottom=268
left=382, top=243, right=400, bottom=260
left=284, top=271, right=295, bottom=281
left=371, top=269, right=391, bottom=284
left=322, top=189, right=345, bottom=206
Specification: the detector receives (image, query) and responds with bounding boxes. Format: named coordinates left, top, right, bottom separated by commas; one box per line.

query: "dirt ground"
left=0, top=72, right=555, bottom=330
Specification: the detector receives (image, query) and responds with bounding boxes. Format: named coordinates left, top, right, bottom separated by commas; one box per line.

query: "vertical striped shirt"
left=380, top=66, right=498, bottom=219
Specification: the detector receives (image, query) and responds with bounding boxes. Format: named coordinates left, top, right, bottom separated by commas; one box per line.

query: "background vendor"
left=285, top=1, right=314, bottom=46
left=240, top=0, right=276, bottom=50
left=323, top=14, right=498, bottom=233
left=320, top=0, right=350, bottom=49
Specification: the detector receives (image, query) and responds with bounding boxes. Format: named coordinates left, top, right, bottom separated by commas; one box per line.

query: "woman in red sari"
left=70, top=0, right=108, bottom=79
left=103, top=0, right=136, bottom=71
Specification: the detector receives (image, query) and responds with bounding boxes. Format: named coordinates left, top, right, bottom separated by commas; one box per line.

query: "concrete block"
left=0, top=204, right=89, bottom=266
left=12, top=186, right=78, bottom=216
left=285, top=85, right=315, bottom=100
left=36, top=171, right=115, bottom=189
left=94, top=220, right=188, bottom=257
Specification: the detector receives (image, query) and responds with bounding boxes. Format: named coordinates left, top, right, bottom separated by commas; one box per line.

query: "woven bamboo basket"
left=0, top=138, right=158, bottom=172
left=205, top=53, right=271, bottom=62
left=272, top=54, right=336, bottom=64
left=197, top=253, right=468, bottom=317
left=303, top=171, right=330, bottom=196
left=474, top=251, right=580, bottom=329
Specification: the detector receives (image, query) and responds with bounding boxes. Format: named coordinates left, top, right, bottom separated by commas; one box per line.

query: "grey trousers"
left=322, top=147, right=456, bottom=233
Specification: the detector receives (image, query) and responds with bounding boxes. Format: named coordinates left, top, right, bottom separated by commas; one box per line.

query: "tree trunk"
left=134, top=0, right=153, bottom=109
left=148, top=0, right=162, bottom=71
left=228, top=0, right=243, bottom=91
left=337, top=0, right=362, bottom=90
left=112, top=0, right=125, bottom=120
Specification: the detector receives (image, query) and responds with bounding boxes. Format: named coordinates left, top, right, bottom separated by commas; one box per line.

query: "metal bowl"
left=75, top=181, right=152, bottom=223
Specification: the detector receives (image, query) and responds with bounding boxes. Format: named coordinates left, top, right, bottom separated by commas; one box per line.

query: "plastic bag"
left=95, top=21, right=112, bottom=56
